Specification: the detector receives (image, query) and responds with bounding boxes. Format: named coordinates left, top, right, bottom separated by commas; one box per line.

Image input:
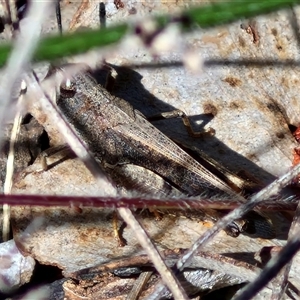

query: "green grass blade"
left=0, top=0, right=299, bottom=67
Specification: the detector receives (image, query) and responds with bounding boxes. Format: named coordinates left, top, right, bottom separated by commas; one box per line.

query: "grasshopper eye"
left=60, top=78, right=77, bottom=98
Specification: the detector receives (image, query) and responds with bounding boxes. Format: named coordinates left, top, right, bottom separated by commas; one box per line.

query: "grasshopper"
left=38, top=0, right=274, bottom=241
left=49, top=65, right=275, bottom=239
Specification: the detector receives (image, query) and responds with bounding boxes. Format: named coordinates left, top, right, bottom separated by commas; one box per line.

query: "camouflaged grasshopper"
left=49, top=65, right=274, bottom=239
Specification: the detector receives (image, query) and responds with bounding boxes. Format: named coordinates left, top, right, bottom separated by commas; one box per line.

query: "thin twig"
left=1, top=1, right=54, bottom=242
left=126, top=271, right=153, bottom=300
left=3, top=96, right=23, bottom=241
left=233, top=234, right=300, bottom=300
left=176, top=163, right=300, bottom=271
left=118, top=207, right=189, bottom=300
left=0, top=194, right=297, bottom=211
left=149, top=163, right=300, bottom=298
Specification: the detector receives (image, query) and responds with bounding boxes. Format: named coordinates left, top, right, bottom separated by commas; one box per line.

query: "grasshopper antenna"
left=99, top=2, right=106, bottom=29
left=56, top=0, right=62, bottom=34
